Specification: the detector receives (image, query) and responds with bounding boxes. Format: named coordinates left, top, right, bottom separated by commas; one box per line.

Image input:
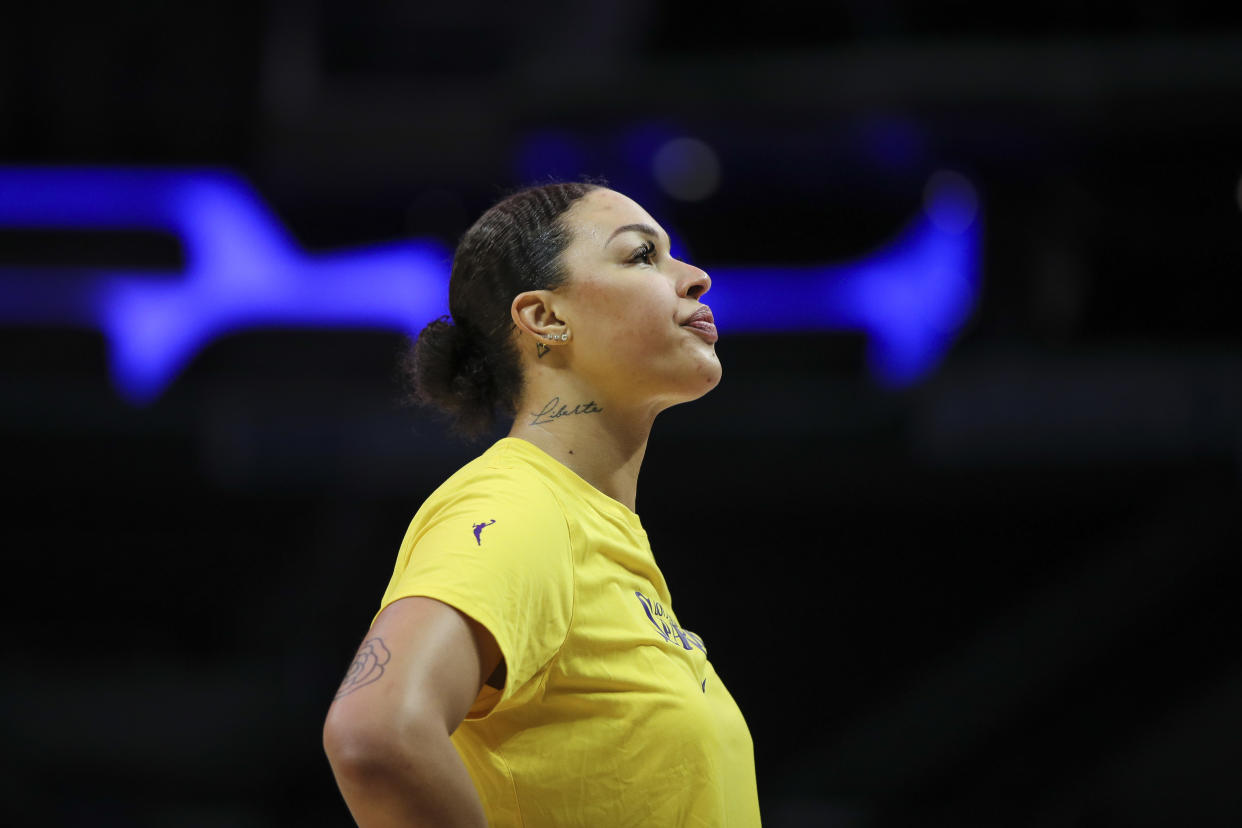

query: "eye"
left=630, top=241, right=656, bottom=266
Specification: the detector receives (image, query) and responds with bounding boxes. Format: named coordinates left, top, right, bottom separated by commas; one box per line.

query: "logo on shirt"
left=634, top=591, right=706, bottom=655
left=472, top=519, right=496, bottom=545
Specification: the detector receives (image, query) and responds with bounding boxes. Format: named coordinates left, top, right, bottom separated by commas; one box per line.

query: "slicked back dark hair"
left=403, top=181, right=600, bottom=439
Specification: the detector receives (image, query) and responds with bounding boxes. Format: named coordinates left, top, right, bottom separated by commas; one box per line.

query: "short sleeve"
left=377, top=463, right=574, bottom=717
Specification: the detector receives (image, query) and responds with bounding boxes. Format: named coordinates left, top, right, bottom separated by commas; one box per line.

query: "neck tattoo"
left=529, top=396, right=604, bottom=426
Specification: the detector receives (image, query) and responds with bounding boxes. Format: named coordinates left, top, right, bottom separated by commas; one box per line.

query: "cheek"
left=577, top=283, right=672, bottom=347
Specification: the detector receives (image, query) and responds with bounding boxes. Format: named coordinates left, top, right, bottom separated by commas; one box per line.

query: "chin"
left=701, top=350, right=723, bottom=387
left=674, top=359, right=723, bottom=404
left=700, top=360, right=723, bottom=393
left=643, top=349, right=723, bottom=409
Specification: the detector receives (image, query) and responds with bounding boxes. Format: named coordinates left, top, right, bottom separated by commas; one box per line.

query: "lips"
left=680, top=305, right=718, bottom=343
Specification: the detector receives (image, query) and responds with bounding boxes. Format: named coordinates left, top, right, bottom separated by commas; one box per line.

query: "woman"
left=323, top=181, right=760, bottom=826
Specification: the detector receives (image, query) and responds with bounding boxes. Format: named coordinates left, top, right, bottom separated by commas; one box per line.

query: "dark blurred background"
left=2, top=2, right=1241, bottom=826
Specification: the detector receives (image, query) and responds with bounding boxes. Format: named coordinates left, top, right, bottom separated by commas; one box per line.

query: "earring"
left=537, top=330, right=567, bottom=358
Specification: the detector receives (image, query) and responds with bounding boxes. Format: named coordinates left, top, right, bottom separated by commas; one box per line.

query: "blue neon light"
left=0, top=166, right=980, bottom=402
left=708, top=190, right=981, bottom=387
left=0, top=168, right=450, bottom=403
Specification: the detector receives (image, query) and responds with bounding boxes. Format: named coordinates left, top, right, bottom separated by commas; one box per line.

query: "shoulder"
left=427, top=441, right=564, bottom=513
left=405, top=440, right=571, bottom=551
left=381, top=439, right=576, bottom=600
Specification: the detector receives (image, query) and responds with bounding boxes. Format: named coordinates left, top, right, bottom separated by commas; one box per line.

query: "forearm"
left=327, top=721, right=487, bottom=828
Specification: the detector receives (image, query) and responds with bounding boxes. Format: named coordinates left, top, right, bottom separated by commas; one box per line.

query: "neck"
left=507, top=385, right=658, bottom=513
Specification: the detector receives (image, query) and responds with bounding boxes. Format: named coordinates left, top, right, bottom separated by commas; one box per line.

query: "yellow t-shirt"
left=378, top=437, right=761, bottom=827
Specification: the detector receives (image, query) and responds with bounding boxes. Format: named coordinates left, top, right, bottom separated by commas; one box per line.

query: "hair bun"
left=403, top=316, right=497, bottom=438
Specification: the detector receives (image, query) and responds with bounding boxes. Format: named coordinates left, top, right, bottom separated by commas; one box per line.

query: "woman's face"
left=554, top=188, right=721, bottom=409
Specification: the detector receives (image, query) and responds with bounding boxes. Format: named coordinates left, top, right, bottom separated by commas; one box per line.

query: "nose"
left=677, top=261, right=711, bottom=300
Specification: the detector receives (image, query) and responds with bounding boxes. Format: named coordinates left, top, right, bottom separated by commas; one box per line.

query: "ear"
left=511, top=290, right=569, bottom=341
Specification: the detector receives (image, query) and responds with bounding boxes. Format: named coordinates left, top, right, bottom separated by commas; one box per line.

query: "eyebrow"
left=605, top=223, right=664, bottom=247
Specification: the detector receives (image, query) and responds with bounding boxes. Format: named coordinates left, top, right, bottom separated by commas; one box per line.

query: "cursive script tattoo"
left=529, top=396, right=604, bottom=426
left=334, top=637, right=391, bottom=699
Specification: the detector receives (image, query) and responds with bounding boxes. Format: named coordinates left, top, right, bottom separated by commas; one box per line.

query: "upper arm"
left=324, top=596, right=502, bottom=760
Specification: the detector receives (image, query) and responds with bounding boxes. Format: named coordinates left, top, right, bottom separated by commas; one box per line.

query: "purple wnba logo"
left=473, top=519, right=496, bottom=545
